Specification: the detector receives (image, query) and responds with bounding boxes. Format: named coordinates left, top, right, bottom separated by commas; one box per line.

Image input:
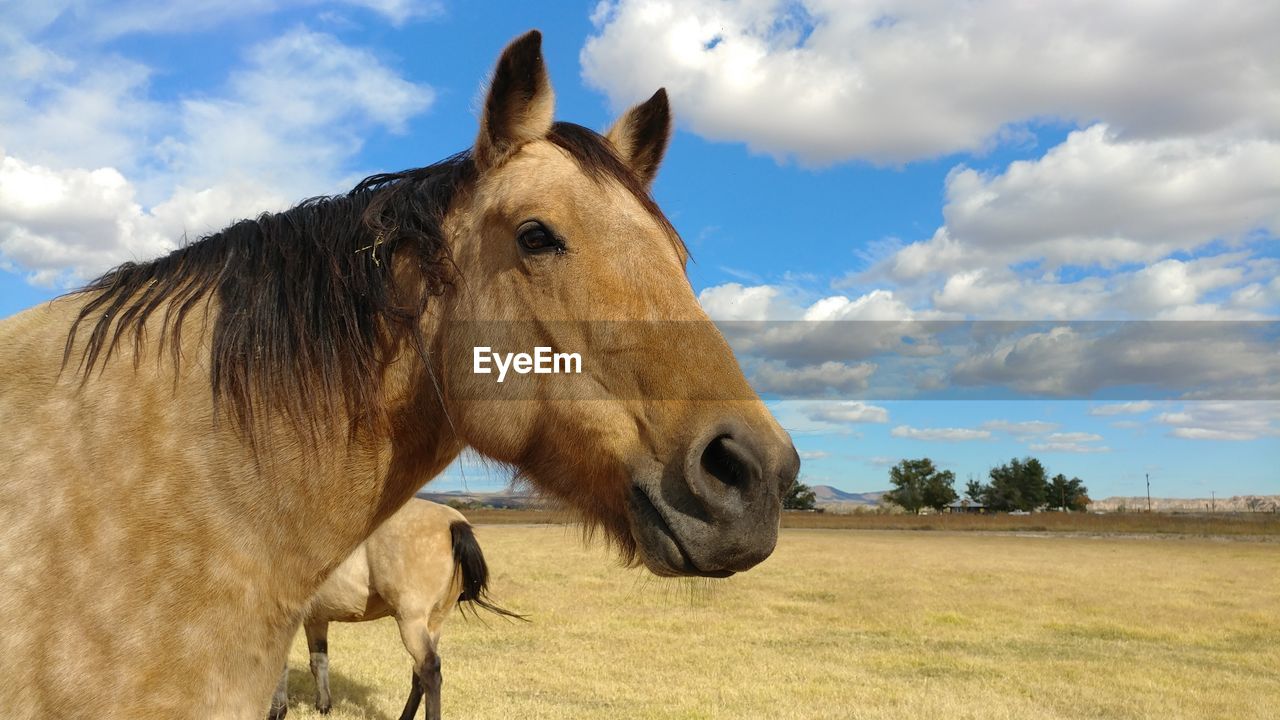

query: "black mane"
left=63, top=123, right=676, bottom=439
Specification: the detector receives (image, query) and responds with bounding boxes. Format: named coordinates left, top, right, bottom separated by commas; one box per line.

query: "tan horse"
left=0, top=31, right=798, bottom=719
left=266, top=499, right=516, bottom=720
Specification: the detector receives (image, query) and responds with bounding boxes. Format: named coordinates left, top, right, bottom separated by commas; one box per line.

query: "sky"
left=2, top=1, right=1277, bottom=499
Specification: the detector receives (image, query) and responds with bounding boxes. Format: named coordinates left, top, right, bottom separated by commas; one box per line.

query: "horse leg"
left=266, top=665, right=289, bottom=720
left=305, top=620, right=332, bottom=715
left=395, top=615, right=443, bottom=720
left=397, top=670, right=424, bottom=720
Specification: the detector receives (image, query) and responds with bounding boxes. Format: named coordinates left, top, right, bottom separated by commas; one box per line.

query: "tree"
left=978, top=457, right=1049, bottom=512
left=964, top=478, right=985, bottom=502
left=785, top=480, right=817, bottom=510
left=884, top=458, right=958, bottom=514
left=1047, top=473, right=1090, bottom=511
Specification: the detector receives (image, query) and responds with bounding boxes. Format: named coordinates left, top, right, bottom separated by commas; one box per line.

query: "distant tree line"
left=784, top=480, right=818, bottom=510
left=883, top=456, right=1090, bottom=514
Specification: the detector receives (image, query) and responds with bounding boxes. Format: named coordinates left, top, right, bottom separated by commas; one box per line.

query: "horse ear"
left=605, top=88, right=672, bottom=188
left=475, top=30, right=555, bottom=171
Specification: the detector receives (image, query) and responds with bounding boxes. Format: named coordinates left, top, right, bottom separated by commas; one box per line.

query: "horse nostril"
left=700, top=435, right=754, bottom=488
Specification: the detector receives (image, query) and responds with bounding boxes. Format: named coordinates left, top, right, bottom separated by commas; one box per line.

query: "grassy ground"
left=279, top=526, right=1280, bottom=719
left=459, top=507, right=1280, bottom=536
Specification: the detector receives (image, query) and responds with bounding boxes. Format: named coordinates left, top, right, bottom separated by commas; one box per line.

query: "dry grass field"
left=454, top=507, right=1280, bottom=536
left=278, top=525, right=1279, bottom=720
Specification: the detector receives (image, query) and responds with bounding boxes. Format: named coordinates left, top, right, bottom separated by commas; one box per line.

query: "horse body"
left=0, top=31, right=799, bottom=719
left=268, top=499, right=504, bottom=720
left=0, top=300, right=454, bottom=718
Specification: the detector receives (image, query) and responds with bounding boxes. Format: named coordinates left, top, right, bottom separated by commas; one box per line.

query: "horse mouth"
left=628, top=484, right=736, bottom=579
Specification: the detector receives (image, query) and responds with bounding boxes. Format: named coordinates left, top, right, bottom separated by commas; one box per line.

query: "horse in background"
left=0, top=30, right=798, bottom=718
left=268, top=500, right=519, bottom=720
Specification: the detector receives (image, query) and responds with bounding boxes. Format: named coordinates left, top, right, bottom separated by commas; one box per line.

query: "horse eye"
left=517, top=221, right=564, bottom=254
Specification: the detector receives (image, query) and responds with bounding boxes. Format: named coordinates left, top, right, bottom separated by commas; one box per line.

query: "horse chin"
left=627, top=484, right=736, bottom=579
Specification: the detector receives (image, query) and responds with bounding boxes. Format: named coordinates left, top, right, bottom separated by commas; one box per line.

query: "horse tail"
left=449, top=521, right=525, bottom=620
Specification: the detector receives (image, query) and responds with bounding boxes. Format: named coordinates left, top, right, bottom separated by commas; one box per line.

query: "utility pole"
left=1146, top=472, right=1152, bottom=513
left=1211, top=491, right=1216, bottom=513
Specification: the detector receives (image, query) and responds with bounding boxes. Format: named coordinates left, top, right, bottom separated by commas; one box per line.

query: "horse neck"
left=361, top=320, right=466, bottom=526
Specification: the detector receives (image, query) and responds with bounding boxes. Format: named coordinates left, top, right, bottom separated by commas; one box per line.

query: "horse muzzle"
left=629, top=419, right=800, bottom=578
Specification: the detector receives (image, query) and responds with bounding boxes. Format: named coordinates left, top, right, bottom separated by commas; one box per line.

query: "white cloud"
left=799, top=401, right=889, bottom=425
left=749, top=360, right=876, bottom=396
left=0, top=26, right=433, bottom=285
left=980, top=421, right=1108, bottom=451
left=802, top=289, right=917, bottom=321
left=1029, top=441, right=1111, bottom=454
left=980, top=420, right=1059, bottom=436
left=1155, top=402, right=1280, bottom=441
left=1090, top=401, right=1154, bottom=416
left=583, top=1, right=1280, bottom=164
left=798, top=450, right=828, bottom=460
left=167, top=29, right=433, bottom=197
left=951, top=324, right=1278, bottom=398
left=698, top=282, right=798, bottom=321
left=927, top=126, right=1280, bottom=271
left=1043, top=432, right=1103, bottom=443
left=0, top=153, right=178, bottom=284
left=8, top=1, right=443, bottom=40
left=891, top=425, right=991, bottom=442
left=0, top=50, right=160, bottom=173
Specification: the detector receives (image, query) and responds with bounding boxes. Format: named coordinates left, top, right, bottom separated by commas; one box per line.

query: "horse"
left=266, top=499, right=517, bottom=720
left=0, top=30, right=799, bottom=718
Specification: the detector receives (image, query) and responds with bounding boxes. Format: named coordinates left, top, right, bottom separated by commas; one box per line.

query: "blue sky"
left=2, top=1, right=1277, bottom=499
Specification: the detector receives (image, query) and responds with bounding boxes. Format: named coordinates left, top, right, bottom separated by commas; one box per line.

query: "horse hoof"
left=267, top=704, right=288, bottom=720
left=318, top=705, right=331, bottom=715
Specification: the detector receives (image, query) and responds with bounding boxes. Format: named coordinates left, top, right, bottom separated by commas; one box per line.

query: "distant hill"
left=1089, top=495, right=1280, bottom=513
left=810, top=485, right=886, bottom=510
left=421, top=484, right=891, bottom=512
left=416, top=487, right=544, bottom=509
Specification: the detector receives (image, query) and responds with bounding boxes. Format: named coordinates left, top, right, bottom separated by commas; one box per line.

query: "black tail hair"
left=449, top=521, right=525, bottom=620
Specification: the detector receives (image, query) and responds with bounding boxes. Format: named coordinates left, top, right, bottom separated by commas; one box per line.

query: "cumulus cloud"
left=583, top=1, right=1280, bottom=164
left=0, top=153, right=197, bottom=284
left=698, top=282, right=799, bottom=321
left=8, top=1, right=442, bottom=40
left=891, top=425, right=991, bottom=442
left=916, top=126, right=1280, bottom=272
left=980, top=420, right=1059, bottom=436
left=1155, top=402, right=1280, bottom=441
left=920, top=254, right=1276, bottom=320
left=798, top=401, right=889, bottom=425
left=700, top=284, right=946, bottom=372
left=0, top=49, right=160, bottom=174
left=0, top=26, right=433, bottom=285
left=749, top=360, right=876, bottom=396
left=978, top=420, right=1109, bottom=451
left=951, top=323, right=1280, bottom=399
left=700, top=284, right=1278, bottom=400
left=1028, top=441, right=1111, bottom=454
left=167, top=29, right=433, bottom=196
left=1090, top=401, right=1154, bottom=416
left=875, top=126, right=1280, bottom=321
left=1043, top=432, right=1103, bottom=443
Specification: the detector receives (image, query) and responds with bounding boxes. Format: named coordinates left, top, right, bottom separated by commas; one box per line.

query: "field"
left=279, top=524, right=1280, bottom=719
left=463, top=507, right=1280, bottom=536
